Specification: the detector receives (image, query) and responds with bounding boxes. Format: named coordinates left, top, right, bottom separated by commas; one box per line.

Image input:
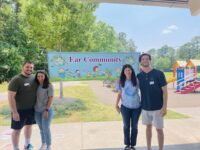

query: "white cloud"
left=162, top=25, right=179, bottom=34
left=168, top=25, right=178, bottom=30
left=162, top=29, right=172, bottom=34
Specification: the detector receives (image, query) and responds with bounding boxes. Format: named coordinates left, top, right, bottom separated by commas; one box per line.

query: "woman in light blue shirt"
left=116, top=64, right=141, bottom=150
left=34, top=70, right=54, bottom=150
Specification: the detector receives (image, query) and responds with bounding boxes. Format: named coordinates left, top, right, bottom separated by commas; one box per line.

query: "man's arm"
left=8, top=91, right=20, bottom=121
left=160, top=85, right=168, bottom=117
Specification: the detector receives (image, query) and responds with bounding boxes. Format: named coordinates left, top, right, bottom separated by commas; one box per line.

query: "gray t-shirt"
left=35, top=84, right=54, bottom=112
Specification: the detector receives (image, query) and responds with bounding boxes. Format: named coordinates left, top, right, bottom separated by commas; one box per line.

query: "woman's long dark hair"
left=120, top=64, right=137, bottom=87
left=35, top=70, right=50, bottom=89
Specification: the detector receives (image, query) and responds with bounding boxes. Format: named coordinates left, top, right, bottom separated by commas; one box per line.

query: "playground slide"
left=178, top=80, right=200, bottom=94
left=167, top=77, right=176, bottom=83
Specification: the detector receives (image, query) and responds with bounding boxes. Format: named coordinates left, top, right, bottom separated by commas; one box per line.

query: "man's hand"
left=12, top=112, right=20, bottom=121
left=115, top=105, right=120, bottom=114
left=160, top=106, right=167, bottom=117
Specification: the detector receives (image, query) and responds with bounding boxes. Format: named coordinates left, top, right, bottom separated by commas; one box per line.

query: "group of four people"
left=7, top=53, right=167, bottom=150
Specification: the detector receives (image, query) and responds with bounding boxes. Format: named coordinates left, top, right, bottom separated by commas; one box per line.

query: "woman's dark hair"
left=35, top=70, right=50, bottom=89
left=119, top=64, right=137, bottom=87
left=139, top=53, right=151, bottom=62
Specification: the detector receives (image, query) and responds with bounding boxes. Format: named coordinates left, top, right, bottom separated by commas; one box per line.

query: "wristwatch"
left=45, top=109, right=49, bottom=112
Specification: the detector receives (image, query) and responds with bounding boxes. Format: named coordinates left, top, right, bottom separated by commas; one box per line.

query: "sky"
left=94, top=3, right=200, bottom=52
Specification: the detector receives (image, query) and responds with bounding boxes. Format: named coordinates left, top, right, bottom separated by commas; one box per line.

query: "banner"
left=48, top=52, right=140, bottom=81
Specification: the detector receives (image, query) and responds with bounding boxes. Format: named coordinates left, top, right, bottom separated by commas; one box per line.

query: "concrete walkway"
left=1, top=118, right=200, bottom=150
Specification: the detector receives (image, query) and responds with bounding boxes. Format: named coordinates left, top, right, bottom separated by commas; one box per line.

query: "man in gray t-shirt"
left=8, top=61, right=37, bottom=150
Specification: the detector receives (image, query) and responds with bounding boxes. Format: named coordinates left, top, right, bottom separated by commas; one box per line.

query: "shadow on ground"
left=84, top=143, right=200, bottom=150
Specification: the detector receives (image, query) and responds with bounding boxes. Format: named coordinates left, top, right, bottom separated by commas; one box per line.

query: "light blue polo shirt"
left=117, top=80, right=141, bottom=109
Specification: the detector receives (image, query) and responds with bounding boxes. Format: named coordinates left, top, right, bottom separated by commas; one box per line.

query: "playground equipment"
left=167, top=77, right=176, bottom=83
left=167, top=61, right=186, bottom=84
left=175, top=59, right=200, bottom=94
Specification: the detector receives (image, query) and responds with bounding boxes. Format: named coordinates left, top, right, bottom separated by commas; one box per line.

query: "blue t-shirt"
left=117, top=80, right=141, bottom=109
left=137, top=69, right=167, bottom=111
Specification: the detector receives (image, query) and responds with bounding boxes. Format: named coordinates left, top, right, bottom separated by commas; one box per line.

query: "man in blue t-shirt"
left=137, top=53, right=168, bottom=150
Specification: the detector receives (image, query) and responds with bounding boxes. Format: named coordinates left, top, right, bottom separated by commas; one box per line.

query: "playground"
left=167, top=59, right=200, bottom=94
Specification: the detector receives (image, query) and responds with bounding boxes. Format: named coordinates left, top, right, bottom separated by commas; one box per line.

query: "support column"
left=189, top=0, right=200, bottom=16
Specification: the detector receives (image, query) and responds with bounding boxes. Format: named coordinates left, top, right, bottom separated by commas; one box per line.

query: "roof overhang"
left=86, top=0, right=200, bottom=16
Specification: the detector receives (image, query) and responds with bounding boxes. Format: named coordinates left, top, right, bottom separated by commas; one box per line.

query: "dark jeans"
left=121, top=105, right=141, bottom=146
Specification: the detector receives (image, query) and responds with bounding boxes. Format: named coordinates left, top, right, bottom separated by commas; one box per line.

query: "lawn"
left=0, top=82, right=8, bottom=93
left=164, top=72, right=173, bottom=79
left=0, top=85, right=188, bottom=126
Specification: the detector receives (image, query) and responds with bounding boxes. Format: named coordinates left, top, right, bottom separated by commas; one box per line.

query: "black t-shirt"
left=8, top=74, right=37, bottom=110
left=137, top=69, right=167, bottom=111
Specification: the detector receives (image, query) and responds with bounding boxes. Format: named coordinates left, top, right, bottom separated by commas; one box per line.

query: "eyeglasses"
left=36, top=70, right=46, bottom=73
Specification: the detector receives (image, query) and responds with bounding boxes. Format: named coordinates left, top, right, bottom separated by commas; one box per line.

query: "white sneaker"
left=39, top=144, right=47, bottom=150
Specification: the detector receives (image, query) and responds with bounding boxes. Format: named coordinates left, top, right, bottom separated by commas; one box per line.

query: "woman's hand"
left=115, top=105, right=120, bottom=114
left=43, top=111, right=48, bottom=119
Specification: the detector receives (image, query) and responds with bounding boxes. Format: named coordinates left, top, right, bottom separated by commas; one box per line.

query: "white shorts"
left=142, top=109, right=164, bottom=129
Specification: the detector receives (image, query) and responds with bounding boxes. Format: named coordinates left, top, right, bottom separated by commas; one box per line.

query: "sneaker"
left=130, top=146, right=136, bottom=150
left=24, top=144, right=33, bottom=150
left=46, top=145, right=51, bottom=150
left=124, top=145, right=130, bottom=150
left=39, top=144, right=47, bottom=150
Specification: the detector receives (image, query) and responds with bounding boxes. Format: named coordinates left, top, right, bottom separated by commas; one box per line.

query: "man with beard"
left=8, top=61, right=37, bottom=150
left=137, top=53, right=168, bottom=150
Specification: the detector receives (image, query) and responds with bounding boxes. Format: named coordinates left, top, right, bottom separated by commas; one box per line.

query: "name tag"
left=24, top=83, right=30, bottom=86
left=149, top=81, right=154, bottom=85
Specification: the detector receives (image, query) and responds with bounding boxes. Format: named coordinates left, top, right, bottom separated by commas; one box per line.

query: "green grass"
left=0, top=85, right=188, bottom=126
left=53, top=85, right=122, bottom=123
left=165, top=110, right=189, bottom=119
left=0, top=82, right=8, bottom=93
left=164, top=72, right=173, bottom=79
left=164, top=72, right=200, bottom=79
left=197, top=72, right=200, bottom=78
left=50, top=76, right=117, bottom=82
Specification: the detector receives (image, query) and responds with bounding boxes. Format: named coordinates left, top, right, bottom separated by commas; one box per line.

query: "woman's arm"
left=43, top=84, right=54, bottom=119
left=46, top=96, right=54, bottom=110
left=115, top=91, right=122, bottom=113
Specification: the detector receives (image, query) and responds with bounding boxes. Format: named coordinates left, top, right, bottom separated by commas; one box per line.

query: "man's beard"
left=24, top=71, right=32, bottom=76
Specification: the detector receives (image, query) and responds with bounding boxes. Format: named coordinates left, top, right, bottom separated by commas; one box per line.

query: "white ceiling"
left=90, top=0, right=189, bottom=8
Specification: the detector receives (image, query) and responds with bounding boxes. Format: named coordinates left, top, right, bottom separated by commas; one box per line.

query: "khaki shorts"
left=142, top=109, right=164, bottom=129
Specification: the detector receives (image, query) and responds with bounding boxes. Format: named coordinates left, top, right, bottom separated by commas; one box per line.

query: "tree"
left=117, top=32, right=137, bottom=52
left=0, top=42, right=23, bottom=83
left=147, top=48, right=157, bottom=67
left=90, top=21, right=119, bottom=52
left=177, top=43, right=193, bottom=60
left=21, top=0, right=98, bottom=51
left=157, top=45, right=175, bottom=70
left=127, top=39, right=137, bottom=52
left=191, top=36, right=200, bottom=58
left=154, top=57, right=170, bottom=72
